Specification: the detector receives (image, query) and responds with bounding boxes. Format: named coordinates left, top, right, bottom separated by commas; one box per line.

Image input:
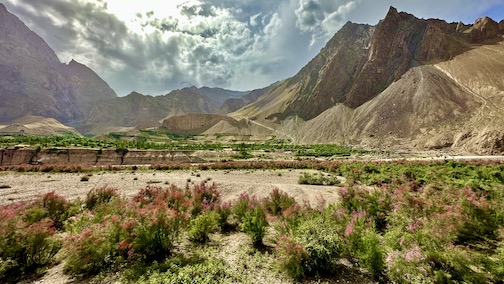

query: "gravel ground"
left=0, top=169, right=342, bottom=206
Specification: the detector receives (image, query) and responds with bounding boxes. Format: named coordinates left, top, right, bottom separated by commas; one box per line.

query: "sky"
left=2, top=0, right=504, bottom=96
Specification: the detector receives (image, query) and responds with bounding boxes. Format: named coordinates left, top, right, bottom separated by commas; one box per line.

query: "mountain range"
left=0, top=3, right=247, bottom=134
left=1, top=4, right=504, bottom=154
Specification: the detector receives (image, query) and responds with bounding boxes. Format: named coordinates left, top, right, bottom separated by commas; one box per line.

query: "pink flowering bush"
left=0, top=201, right=61, bottom=281
left=2, top=161, right=503, bottom=282
left=275, top=235, right=308, bottom=279
left=65, top=186, right=187, bottom=276
left=231, top=192, right=259, bottom=222
left=85, top=186, right=119, bottom=210
left=263, top=188, right=297, bottom=216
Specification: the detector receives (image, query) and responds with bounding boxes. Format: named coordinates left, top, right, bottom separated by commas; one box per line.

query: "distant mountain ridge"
left=0, top=3, right=248, bottom=134
left=82, top=87, right=248, bottom=134
left=3, top=3, right=504, bottom=154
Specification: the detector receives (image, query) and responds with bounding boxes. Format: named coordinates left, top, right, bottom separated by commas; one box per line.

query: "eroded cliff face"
left=343, top=7, right=463, bottom=108
left=0, top=148, right=206, bottom=166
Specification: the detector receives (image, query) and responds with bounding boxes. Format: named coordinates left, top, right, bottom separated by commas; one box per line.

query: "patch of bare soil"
left=0, top=169, right=341, bottom=206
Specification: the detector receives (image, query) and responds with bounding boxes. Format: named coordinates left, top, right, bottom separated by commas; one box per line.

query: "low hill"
left=0, top=115, right=80, bottom=136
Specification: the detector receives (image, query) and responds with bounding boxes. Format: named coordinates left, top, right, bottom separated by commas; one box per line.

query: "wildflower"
left=406, top=218, right=421, bottom=231
left=339, top=187, right=349, bottom=199
left=404, top=245, right=425, bottom=262
left=344, top=223, right=355, bottom=237
left=386, top=251, right=400, bottom=266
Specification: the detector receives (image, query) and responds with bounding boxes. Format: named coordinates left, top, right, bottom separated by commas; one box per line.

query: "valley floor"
left=0, top=169, right=340, bottom=206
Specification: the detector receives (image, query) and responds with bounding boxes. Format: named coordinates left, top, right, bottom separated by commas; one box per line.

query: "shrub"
left=0, top=203, right=61, bottom=281
left=65, top=191, right=187, bottom=276
left=240, top=206, right=268, bottom=246
left=41, top=191, right=69, bottom=230
left=64, top=223, right=119, bottom=276
left=263, top=189, right=296, bottom=216
left=85, top=186, right=119, bottom=210
left=339, top=186, right=391, bottom=232
left=188, top=211, right=218, bottom=244
left=293, top=213, right=342, bottom=275
left=128, top=207, right=184, bottom=261
left=298, top=172, right=340, bottom=186
left=215, top=202, right=232, bottom=231
left=455, top=188, right=499, bottom=246
left=191, top=181, right=221, bottom=216
left=232, top=193, right=258, bottom=223
left=494, top=240, right=504, bottom=279
left=275, top=235, right=307, bottom=280
left=138, top=258, right=234, bottom=284
left=133, top=185, right=191, bottom=214
left=357, top=229, right=385, bottom=280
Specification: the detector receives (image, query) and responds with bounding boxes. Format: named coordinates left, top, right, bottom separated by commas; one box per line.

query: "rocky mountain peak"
left=342, top=6, right=462, bottom=108
left=0, top=3, right=60, bottom=66
left=243, top=5, right=502, bottom=123
left=0, top=4, right=117, bottom=126
left=469, top=16, right=501, bottom=42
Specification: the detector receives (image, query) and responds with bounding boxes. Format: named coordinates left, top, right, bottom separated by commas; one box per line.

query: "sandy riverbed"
left=0, top=169, right=341, bottom=206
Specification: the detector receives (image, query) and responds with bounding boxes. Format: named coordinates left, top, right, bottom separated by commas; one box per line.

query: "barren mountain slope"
left=0, top=115, right=80, bottom=136
left=0, top=4, right=117, bottom=126
left=228, top=7, right=504, bottom=154
left=293, top=38, right=504, bottom=154
left=295, top=66, right=477, bottom=143
left=233, top=7, right=473, bottom=123
left=232, top=22, right=375, bottom=122
left=434, top=41, right=504, bottom=153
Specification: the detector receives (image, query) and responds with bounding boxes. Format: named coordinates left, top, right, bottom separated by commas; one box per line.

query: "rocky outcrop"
left=277, top=22, right=375, bottom=120
left=469, top=17, right=501, bottom=43
left=0, top=148, right=37, bottom=166
left=343, top=7, right=461, bottom=108
left=453, top=129, right=504, bottom=155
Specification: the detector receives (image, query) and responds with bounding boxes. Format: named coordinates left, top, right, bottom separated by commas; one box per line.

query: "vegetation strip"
left=1, top=160, right=503, bottom=283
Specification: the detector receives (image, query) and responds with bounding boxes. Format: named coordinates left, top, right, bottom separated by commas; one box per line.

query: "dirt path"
left=0, top=169, right=341, bottom=206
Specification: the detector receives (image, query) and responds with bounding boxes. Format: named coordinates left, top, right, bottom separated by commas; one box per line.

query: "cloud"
left=295, top=0, right=359, bottom=45
left=2, top=0, right=503, bottom=96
